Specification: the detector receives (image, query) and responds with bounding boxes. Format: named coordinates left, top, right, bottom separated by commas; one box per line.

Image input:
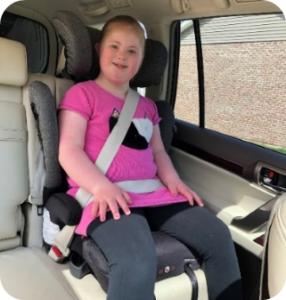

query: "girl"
left=58, top=15, right=243, bottom=300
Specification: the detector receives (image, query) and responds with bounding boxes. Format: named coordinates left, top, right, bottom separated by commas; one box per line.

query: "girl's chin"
left=108, top=76, right=131, bottom=86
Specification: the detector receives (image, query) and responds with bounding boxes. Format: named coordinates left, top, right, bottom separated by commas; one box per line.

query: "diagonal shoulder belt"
left=75, top=88, right=164, bottom=208
left=75, top=88, right=140, bottom=208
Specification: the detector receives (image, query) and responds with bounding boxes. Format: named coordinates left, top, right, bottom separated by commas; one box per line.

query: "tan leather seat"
left=267, top=193, right=286, bottom=297
left=0, top=37, right=101, bottom=300
left=0, top=37, right=28, bottom=253
left=260, top=192, right=286, bottom=299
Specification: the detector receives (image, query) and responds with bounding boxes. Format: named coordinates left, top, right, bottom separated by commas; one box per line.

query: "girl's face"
left=96, top=26, right=144, bottom=87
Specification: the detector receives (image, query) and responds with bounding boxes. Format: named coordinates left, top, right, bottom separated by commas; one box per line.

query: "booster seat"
left=30, top=10, right=208, bottom=300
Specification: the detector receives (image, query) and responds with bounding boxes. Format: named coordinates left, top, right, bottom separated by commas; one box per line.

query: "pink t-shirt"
left=59, top=80, right=187, bottom=236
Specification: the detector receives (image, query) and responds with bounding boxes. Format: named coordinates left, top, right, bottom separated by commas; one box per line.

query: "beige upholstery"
left=0, top=37, right=27, bottom=86
left=21, top=74, right=73, bottom=248
left=0, top=38, right=28, bottom=251
left=23, top=74, right=73, bottom=207
left=259, top=193, right=286, bottom=299
left=0, top=246, right=202, bottom=300
left=267, top=193, right=286, bottom=297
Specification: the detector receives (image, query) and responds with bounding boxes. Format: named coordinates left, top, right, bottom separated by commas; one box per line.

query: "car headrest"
left=53, top=11, right=93, bottom=80
left=0, top=37, right=28, bottom=86
left=53, top=11, right=168, bottom=87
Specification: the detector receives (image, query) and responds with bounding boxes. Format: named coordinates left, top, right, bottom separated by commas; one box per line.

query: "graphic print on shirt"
left=109, top=108, right=153, bottom=150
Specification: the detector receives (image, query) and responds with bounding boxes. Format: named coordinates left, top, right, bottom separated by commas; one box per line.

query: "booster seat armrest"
left=46, top=193, right=82, bottom=227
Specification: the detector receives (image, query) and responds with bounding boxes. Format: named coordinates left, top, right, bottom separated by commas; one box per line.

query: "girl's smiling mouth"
left=113, top=62, right=127, bottom=69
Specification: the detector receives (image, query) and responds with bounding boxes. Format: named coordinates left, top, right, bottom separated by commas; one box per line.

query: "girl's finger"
left=99, top=201, right=108, bottom=222
left=117, top=194, right=131, bottom=216
left=108, top=199, right=120, bottom=220
left=168, top=184, right=178, bottom=197
left=186, top=188, right=204, bottom=207
left=187, top=193, right=194, bottom=206
left=192, top=191, right=204, bottom=207
left=178, top=184, right=203, bottom=207
left=92, top=200, right=99, bottom=218
left=179, top=185, right=194, bottom=205
left=122, top=190, right=132, bottom=204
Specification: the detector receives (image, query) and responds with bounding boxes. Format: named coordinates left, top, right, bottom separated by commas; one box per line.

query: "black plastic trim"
left=167, top=21, right=181, bottom=109
left=184, top=262, right=199, bottom=300
left=173, top=119, right=286, bottom=182
left=193, top=19, right=205, bottom=128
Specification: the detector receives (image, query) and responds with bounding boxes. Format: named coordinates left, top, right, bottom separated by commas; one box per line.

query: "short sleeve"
left=58, top=82, right=95, bottom=120
left=145, top=97, right=161, bottom=126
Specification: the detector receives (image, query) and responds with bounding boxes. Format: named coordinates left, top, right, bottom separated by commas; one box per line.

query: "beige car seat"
left=260, top=192, right=286, bottom=299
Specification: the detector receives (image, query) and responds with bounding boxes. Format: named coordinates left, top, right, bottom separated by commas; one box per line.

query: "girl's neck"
left=95, top=75, right=129, bottom=100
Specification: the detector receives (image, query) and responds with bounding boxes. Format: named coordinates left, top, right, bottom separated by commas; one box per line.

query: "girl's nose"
left=117, top=49, right=126, bottom=60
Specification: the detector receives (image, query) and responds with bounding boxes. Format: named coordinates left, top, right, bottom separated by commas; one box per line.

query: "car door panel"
left=170, top=120, right=286, bottom=257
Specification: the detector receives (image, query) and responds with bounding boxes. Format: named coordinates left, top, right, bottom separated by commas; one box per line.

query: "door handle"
left=260, top=167, right=286, bottom=193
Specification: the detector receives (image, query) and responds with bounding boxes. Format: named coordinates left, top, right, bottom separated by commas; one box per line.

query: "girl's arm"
left=58, top=110, right=132, bottom=221
left=150, top=124, right=204, bottom=207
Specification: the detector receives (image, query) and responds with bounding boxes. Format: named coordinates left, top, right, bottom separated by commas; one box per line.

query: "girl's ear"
left=95, top=43, right=100, bottom=54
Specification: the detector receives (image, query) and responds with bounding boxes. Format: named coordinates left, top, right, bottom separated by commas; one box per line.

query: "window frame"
left=170, top=14, right=286, bottom=155
left=169, top=19, right=206, bottom=128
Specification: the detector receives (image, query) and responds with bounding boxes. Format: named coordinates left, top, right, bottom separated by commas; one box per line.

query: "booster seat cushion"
left=82, top=231, right=200, bottom=293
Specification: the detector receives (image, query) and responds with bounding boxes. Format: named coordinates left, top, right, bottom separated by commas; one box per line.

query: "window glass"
left=0, top=12, right=48, bottom=73
left=176, top=14, right=286, bottom=154
left=175, top=20, right=199, bottom=125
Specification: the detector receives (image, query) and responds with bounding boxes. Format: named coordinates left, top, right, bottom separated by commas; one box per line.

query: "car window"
left=0, top=11, right=49, bottom=73
left=175, top=20, right=199, bottom=126
left=175, top=13, right=286, bottom=155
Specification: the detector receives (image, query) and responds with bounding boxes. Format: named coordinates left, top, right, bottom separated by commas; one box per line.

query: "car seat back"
left=22, top=74, right=73, bottom=248
left=0, top=36, right=74, bottom=251
left=260, top=192, right=286, bottom=299
left=0, top=37, right=28, bottom=251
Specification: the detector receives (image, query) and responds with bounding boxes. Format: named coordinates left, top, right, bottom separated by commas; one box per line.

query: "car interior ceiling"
left=0, top=1, right=285, bottom=300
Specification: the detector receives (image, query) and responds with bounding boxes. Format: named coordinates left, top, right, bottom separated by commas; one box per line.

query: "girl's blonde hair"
left=99, top=15, right=146, bottom=51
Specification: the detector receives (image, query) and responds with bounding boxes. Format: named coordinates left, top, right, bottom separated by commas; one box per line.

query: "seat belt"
left=49, top=88, right=163, bottom=261
left=74, top=88, right=162, bottom=208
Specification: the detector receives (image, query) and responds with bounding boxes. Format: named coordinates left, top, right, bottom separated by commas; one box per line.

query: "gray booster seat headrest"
left=53, top=11, right=168, bottom=86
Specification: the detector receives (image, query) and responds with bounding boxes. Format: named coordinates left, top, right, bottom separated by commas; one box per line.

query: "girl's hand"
left=167, top=177, right=204, bottom=207
left=91, top=182, right=133, bottom=222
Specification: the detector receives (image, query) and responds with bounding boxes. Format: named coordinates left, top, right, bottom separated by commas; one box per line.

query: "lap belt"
left=76, top=179, right=165, bottom=209
left=49, top=88, right=164, bottom=262
left=115, top=179, right=164, bottom=194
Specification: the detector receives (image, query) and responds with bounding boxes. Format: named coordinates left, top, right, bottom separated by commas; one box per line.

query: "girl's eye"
left=129, top=49, right=136, bottom=54
left=111, top=45, right=118, bottom=49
